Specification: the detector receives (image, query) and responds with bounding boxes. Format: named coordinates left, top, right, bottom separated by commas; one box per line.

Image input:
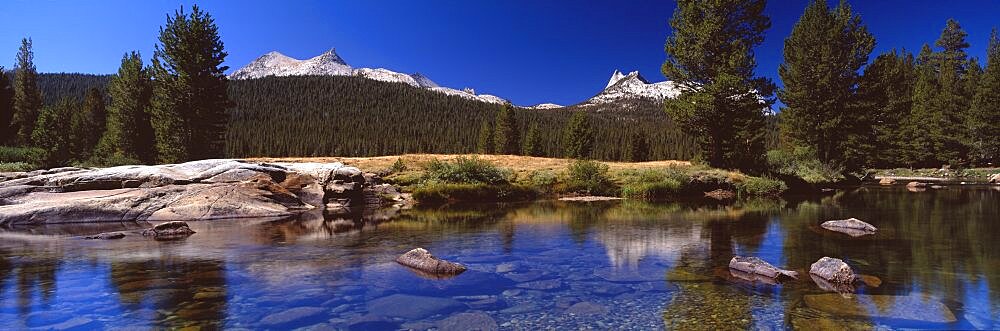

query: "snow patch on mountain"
left=525, top=103, right=563, bottom=109
left=584, top=70, right=681, bottom=106
left=230, top=49, right=507, bottom=104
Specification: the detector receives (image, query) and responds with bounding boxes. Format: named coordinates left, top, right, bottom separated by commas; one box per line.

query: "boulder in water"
left=878, top=178, right=896, bottom=185
left=142, top=221, right=196, bottom=241
left=396, top=248, right=467, bottom=276
left=728, top=256, right=798, bottom=280
left=820, top=218, right=877, bottom=237
left=810, top=257, right=856, bottom=286
left=989, top=173, right=999, bottom=184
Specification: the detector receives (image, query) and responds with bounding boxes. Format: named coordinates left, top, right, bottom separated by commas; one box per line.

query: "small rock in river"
left=565, top=302, right=610, bottom=316
left=810, top=257, right=856, bottom=284
left=142, top=221, right=195, bottom=241
left=83, top=232, right=125, bottom=240
left=395, top=248, right=467, bottom=277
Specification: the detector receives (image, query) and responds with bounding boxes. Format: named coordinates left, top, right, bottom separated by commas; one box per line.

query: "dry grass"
left=250, top=154, right=691, bottom=175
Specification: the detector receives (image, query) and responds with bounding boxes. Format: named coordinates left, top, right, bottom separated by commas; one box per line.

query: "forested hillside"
left=226, top=75, right=698, bottom=161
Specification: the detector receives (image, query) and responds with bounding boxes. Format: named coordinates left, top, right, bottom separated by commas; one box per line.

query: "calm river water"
left=0, top=185, right=998, bottom=330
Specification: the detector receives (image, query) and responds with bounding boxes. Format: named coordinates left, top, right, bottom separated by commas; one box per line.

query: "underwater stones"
left=395, top=248, right=467, bottom=276
left=810, top=257, right=856, bottom=285
left=83, top=231, right=125, bottom=240
left=820, top=218, right=877, bottom=237
left=515, top=279, right=563, bottom=291
left=564, top=301, right=610, bottom=316
left=366, top=294, right=464, bottom=319
left=258, top=306, right=327, bottom=327
left=803, top=294, right=956, bottom=324
left=436, top=312, right=498, bottom=331
left=728, top=256, right=799, bottom=280
left=142, top=221, right=196, bottom=241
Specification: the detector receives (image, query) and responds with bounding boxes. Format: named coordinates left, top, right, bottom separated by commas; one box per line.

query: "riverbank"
left=252, top=154, right=789, bottom=204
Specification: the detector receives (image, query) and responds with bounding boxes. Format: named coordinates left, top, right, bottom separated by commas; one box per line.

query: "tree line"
left=0, top=5, right=229, bottom=167
left=665, top=0, right=999, bottom=173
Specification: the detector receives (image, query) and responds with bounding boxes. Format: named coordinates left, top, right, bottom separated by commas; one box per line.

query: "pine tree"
left=778, top=0, right=874, bottom=170
left=0, top=67, right=13, bottom=144
left=625, top=130, right=649, bottom=162
left=10, top=38, right=43, bottom=146
left=969, top=28, right=1000, bottom=165
left=96, top=52, right=156, bottom=163
left=68, top=88, right=106, bottom=161
left=563, top=111, right=594, bottom=159
left=476, top=119, right=492, bottom=154
left=31, top=98, right=75, bottom=167
left=150, top=5, right=229, bottom=163
left=905, top=44, right=940, bottom=167
left=859, top=50, right=917, bottom=167
left=521, top=123, right=542, bottom=156
left=492, top=105, right=519, bottom=155
left=922, top=19, right=974, bottom=166
left=662, top=0, right=775, bottom=171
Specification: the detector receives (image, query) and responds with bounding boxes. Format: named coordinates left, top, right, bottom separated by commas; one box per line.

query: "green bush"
left=766, top=147, right=843, bottom=184
left=565, top=159, right=617, bottom=196
left=0, top=146, right=45, bottom=165
left=0, top=162, right=36, bottom=172
left=80, top=153, right=143, bottom=168
left=389, top=157, right=407, bottom=173
left=412, top=183, right=536, bottom=205
left=424, top=157, right=512, bottom=185
left=621, top=179, right=682, bottom=200
left=526, top=170, right=558, bottom=193
left=736, top=176, right=787, bottom=196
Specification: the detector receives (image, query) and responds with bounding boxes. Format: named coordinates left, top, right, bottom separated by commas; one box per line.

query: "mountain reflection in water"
left=0, top=186, right=997, bottom=329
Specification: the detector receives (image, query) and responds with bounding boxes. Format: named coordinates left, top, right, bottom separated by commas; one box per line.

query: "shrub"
left=565, top=159, right=617, bottom=196
left=424, top=157, right=512, bottom=185
left=621, top=179, right=682, bottom=200
left=736, top=176, right=787, bottom=196
left=412, top=183, right=536, bottom=205
left=0, top=146, right=45, bottom=165
left=766, top=147, right=844, bottom=184
left=80, top=153, right=143, bottom=168
left=527, top=170, right=558, bottom=194
left=389, top=157, right=407, bottom=173
left=0, top=162, right=36, bottom=172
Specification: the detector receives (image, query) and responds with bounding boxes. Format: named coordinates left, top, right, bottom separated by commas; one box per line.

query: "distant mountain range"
left=229, top=48, right=682, bottom=109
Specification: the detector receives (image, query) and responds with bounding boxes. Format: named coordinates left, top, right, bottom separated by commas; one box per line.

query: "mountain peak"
left=313, top=48, right=348, bottom=65
left=606, top=70, right=626, bottom=89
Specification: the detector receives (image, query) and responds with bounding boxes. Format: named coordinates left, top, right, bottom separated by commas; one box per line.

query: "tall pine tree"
left=31, top=98, right=75, bottom=167
left=931, top=19, right=973, bottom=165
left=492, top=105, right=520, bottom=155
left=475, top=119, right=492, bottom=154
left=858, top=50, right=917, bottom=168
left=969, top=28, right=1000, bottom=165
left=904, top=44, right=940, bottom=167
left=778, top=0, right=874, bottom=170
left=10, top=38, right=43, bottom=146
left=96, top=52, right=156, bottom=163
left=625, top=130, right=649, bottom=162
left=662, top=0, right=775, bottom=171
left=69, top=88, right=106, bottom=161
left=563, top=111, right=594, bottom=159
left=0, top=66, right=13, bottom=145
left=521, top=123, right=542, bottom=156
left=150, top=5, right=229, bottom=163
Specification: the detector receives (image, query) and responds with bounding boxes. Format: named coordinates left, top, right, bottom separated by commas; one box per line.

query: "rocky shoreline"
left=0, top=159, right=408, bottom=228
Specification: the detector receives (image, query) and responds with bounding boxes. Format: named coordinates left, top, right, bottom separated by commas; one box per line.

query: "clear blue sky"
left=1, top=0, right=998, bottom=106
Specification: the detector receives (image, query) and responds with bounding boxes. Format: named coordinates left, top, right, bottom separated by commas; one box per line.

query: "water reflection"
left=0, top=186, right=996, bottom=329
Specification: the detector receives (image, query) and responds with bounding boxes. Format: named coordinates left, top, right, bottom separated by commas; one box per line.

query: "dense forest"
left=226, top=76, right=698, bottom=161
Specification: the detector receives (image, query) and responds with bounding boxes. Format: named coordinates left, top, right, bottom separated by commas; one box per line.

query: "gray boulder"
left=810, top=257, right=856, bottom=285
left=989, top=173, right=999, bottom=184
left=142, top=221, right=196, bottom=241
left=728, top=256, right=798, bottom=280
left=396, top=248, right=467, bottom=276
left=820, top=218, right=877, bottom=237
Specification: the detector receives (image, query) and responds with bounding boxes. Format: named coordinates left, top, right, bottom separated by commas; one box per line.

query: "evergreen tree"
left=563, top=111, right=594, bottom=159
left=493, top=105, right=519, bottom=154
left=905, top=44, right=940, bottom=167
left=624, top=130, right=649, bottom=162
left=10, top=38, right=43, bottom=146
left=858, top=50, right=917, bottom=167
left=662, top=0, right=775, bottom=171
left=150, top=5, right=229, bottom=163
left=68, top=88, right=106, bottom=161
left=521, top=123, right=542, bottom=156
left=969, top=28, right=1000, bottom=165
left=0, top=67, right=13, bottom=144
left=476, top=119, right=492, bottom=154
left=31, top=98, right=75, bottom=167
left=778, top=0, right=875, bottom=170
left=932, top=19, right=973, bottom=165
left=96, top=52, right=156, bottom=163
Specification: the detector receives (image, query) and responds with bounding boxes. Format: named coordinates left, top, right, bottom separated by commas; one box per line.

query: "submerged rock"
left=820, top=218, right=877, bottom=237
left=395, top=248, right=467, bottom=276
left=83, top=231, right=125, bottom=240
left=367, top=294, right=465, bottom=319
left=141, top=221, right=195, bottom=241
left=906, top=181, right=928, bottom=192
left=803, top=293, right=957, bottom=323
left=436, top=312, right=498, bottom=331
left=728, top=256, right=798, bottom=280
left=810, top=257, right=856, bottom=285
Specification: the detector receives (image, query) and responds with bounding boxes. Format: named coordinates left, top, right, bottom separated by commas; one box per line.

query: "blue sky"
left=0, top=0, right=998, bottom=106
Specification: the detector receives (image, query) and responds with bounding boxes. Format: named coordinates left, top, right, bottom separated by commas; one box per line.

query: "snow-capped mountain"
left=526, top=103, right=564, bottom=109
left=230, top=49, right=506, bottom=104
left=583, top=70, right=681, bottom=106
